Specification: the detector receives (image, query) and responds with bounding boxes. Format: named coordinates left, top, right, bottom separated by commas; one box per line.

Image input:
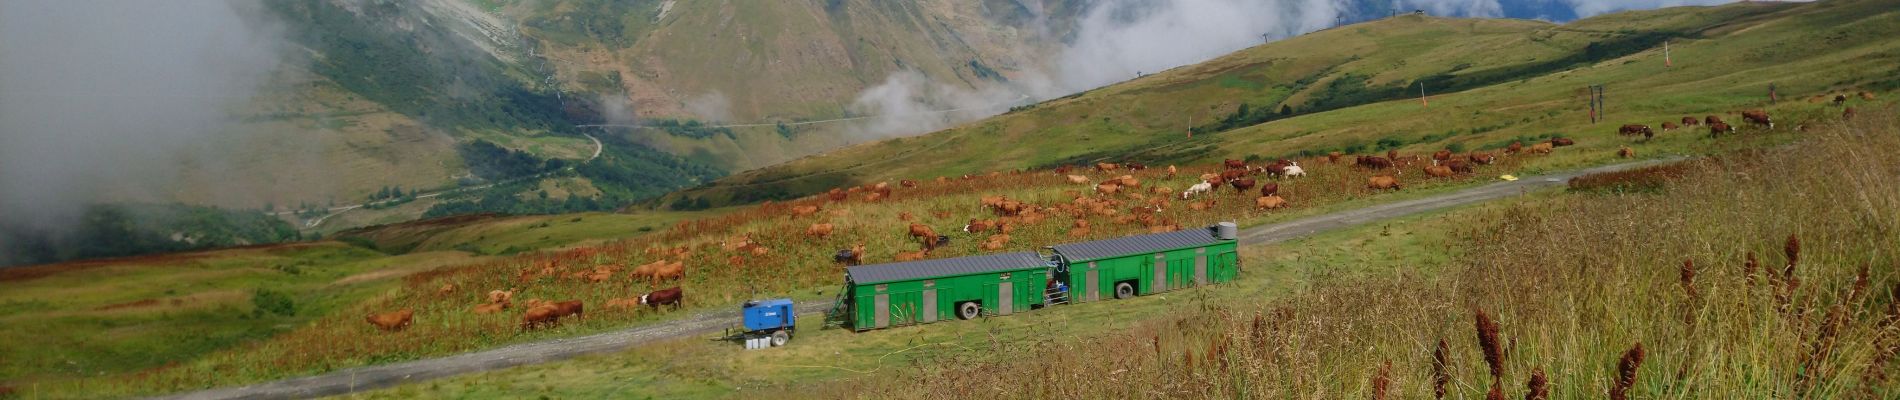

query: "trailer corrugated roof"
left=846, top=252, right=1047, bottom=285
left=1051, top=227, right=1226, bottom=262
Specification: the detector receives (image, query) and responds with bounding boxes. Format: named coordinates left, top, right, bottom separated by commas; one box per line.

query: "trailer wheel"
left=1114, top=282, right=1136, bottom=299
left=770, top=330, right=790, bottom=347
left=956, top=301, right=981, bottom=320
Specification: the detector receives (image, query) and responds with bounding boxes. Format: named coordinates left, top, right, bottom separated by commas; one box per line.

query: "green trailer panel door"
left=1085, top=262, right=1099, bottom=302
left=874, top=293, right=889, bottom=328
left=998, top=281, right=1013, bottom=315
left=1151, top=254, right=1167, bottom=293
left=1195, top=248, right=1208, bottom=286
left=923, top=287, right=938, bottom=323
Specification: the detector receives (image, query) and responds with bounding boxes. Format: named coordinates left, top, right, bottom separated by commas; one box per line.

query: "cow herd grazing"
left=367, top=257, right=692, bottom=333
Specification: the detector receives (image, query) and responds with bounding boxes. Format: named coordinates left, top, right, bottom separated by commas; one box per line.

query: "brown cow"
left=1705, top=115, right=1723, bottom=126
left=792, top=205, right=820, bottom=217
left=1423, top=164, right=1454, bottom=178
left=1741, top=110, right=1773, bottom=129
left=1831, top=94, right=1847, bottom=105
left=522, top=300, right=583, bottom=329
left=1255, top=195, right=1287, bottom=210
left=1506, top=142, right=1524, bottom=154
left=980, top=234, right=1010, bottom=250
left=908, top=223, right=936, bottom=240
left=900, top=179, right=918, bottom=188
left=806, top=223, right=834, bottom=238
left=1681, top=116, right=1700, bottom=126
left=1618, top=124, right=1652, bottom=137
left=1432, top=149, right=1453, bottom=161
left=826, top=188, right=848, bottom=202
left=1550, top=137, right=1576, bottom=147
left=553, top=300, right=583, bottom=319
left=487, top=289, right=515, bottom=305
left=520, top=305, right=559, bottom=330
left=1617, top=147, right=1636, bottom=159
left=1709, top=121, right=1734, bottom=137
left=641, top=287, right=683, bottom=311
left=1357, top=156, right=1394, bottom=169
left=1528, top=142, right=1554, bottom=154
left=1066, top=174, right=1091, bottom=184
left=964, top=219, right=995, bottom=233
left=1844, top=107, right=1857, bottom=120
left=475, top=302, right=507, bottom=314
left=1367, top=176, right=1402, bottom=190
left=1468, top=152, right=1495, bottom=165
left=438, top=284, right=456, bottom=296
left=1258, top=181, right=1279, bottom=197
left=1166, top=165, right=1178, bottom=178
left=631, top=260, right=684, bottom=283
left=911, top=224, right=948, bottom=251
left=1223, top=159, right=1246, bottom=170
left=366, top=309, right=413, bottom=332
left=1095, top=182, right=1122, bottom=195
left=1328, top=151, right=1344, bottom=163
left=1127, top=163, right=1147, bottom=171
left=1661, top=122, right=1679, bottom=131
left=1117, top=175, right=1140, bottom=187
left=1230, top=177, right=1257, bottom=192
left=1445, top=159, right=1473, bottom=174
left=1096, top=162, right=1119, bottom=172
left=1862, top=91, right=1877, bottom=101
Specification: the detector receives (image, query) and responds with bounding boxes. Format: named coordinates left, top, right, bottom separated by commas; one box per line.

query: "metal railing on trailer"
left=1045, top=286, right=1070, bottom=306
left=823, top=284, right=852, bottom=329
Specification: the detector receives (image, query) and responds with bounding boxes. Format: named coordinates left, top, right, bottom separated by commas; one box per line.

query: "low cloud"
left=684, top=91, right=733, bottom=123
left=844, top=70, right=1027, bottom=140
left=0, top=1, right=290, bottom=232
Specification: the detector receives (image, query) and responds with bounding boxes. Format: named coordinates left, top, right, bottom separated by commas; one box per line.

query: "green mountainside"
left=667, top=0, right=1899, bottom=207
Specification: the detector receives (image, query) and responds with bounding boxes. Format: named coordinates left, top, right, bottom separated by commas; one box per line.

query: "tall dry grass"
left=794, top=109, right=1900, bottom=398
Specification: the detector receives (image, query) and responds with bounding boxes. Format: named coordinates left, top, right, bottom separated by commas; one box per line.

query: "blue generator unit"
left=740, top=298, right=796, bottom=348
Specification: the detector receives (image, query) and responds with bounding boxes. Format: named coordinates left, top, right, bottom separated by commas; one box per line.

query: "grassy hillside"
left=671, top=0, right=1898, bottom=208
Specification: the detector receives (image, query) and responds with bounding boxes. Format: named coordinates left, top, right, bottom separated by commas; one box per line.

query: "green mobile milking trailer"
left=1050, top=222, right=1240, bottom=302
left=835, top=222, right=1240, bottom=331
left=842, top=252, right=1050, bottom=331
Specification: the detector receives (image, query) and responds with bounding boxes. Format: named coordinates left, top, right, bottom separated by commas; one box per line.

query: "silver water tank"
left=1213, top=222, right=1237, bottom=240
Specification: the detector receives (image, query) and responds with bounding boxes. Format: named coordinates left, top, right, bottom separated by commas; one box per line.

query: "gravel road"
left=153, top=158, right=1676, bottom=400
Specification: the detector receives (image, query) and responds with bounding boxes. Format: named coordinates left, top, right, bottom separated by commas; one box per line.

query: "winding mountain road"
left=154, top=158, right=1676, bottom=400
left=274, top=134, right=605, bottom=230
